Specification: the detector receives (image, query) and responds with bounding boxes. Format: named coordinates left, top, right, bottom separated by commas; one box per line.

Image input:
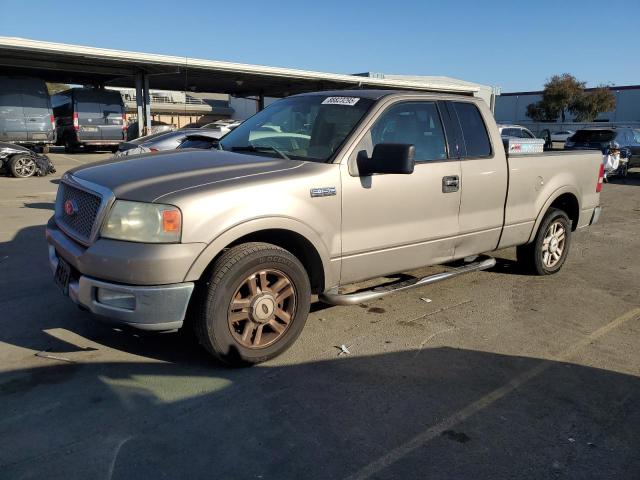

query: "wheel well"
left=550, top=193, right=579, bottom=230
left=225, top=229, right=325, bottom=294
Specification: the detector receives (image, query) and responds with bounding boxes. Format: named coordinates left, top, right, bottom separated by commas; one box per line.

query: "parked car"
left=565, top=127, right=640, bottom=167
left=52, top=88, right=126, bottom=152
left=200, top=119, right=242, bottom=136
left=47, top=90, right=603, bottom=366
left=0, top=76, right=56, bottom=150
left=498, top=124, right=536, bottom=139
left=116, top=129, right=224, bottom=156
left=550, top=130, right=575, bottom=143
left=126, top=120, right=173, bottom=141
left=0, top=141, right=55, bottom=178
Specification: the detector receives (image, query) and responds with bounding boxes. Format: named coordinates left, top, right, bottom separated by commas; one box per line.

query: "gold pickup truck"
left=46, top=90, right=603, bottom=365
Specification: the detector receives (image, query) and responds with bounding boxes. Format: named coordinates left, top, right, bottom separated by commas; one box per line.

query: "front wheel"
left=193, top=242, right=311, bottom=366
left=517, top=208, right=572, bottom=275
left=9, top=155, right=37, bottom=178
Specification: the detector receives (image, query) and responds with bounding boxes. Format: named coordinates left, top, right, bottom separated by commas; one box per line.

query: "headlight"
left=101, top=200, right=182, bottom=243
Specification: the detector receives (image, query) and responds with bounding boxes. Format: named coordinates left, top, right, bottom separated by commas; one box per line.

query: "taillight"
left=50, top=114, right=55, bottom=130
left=122, top=114, right=127, bottom=131
left=73, top=112, right=79, bottom=131
left=149, top=147, right=158, bottom=153
left=596, top=164, right=604, bottom=192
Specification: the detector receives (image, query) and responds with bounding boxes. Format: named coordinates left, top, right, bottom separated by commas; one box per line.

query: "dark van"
left=0, top=76, right=56, bottom=149
left=52, top=88, right=126, bottom=152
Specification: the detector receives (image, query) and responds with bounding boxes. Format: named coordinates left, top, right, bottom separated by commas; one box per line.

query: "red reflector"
left=596, top=164, right=604, bottom=193
left=162, top=209, right=181, bottom=233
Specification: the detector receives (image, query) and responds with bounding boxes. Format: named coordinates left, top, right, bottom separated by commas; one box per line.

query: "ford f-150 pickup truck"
left=46, top=90, right=603, bottom=365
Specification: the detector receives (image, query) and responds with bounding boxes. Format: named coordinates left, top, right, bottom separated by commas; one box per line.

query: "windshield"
left=219, top=95, right=375, bottom=162
left=571, top=130, right=616, bottom=143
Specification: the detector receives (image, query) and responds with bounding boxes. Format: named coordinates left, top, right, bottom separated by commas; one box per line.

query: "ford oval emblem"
left=64, top=199, right=78, bottom=216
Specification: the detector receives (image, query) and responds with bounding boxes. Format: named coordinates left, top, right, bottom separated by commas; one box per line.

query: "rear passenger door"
left=76, top=99, right=102, bottom=141
left=99, top=94, right=125, bottom=141
left=0, top=90, right=26, bottom=142
left=340, top=100, right=461, bottom=284
left=22, top=84, right=54, bottom=143
left=443, top=100, right=508, bottom=259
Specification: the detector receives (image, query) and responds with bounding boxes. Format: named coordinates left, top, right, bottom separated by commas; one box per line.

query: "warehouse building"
left=495, top=85, right=640, bottom=133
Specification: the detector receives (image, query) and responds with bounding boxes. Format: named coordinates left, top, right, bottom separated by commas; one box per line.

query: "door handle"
left=442, top=175, right=459, bottom=193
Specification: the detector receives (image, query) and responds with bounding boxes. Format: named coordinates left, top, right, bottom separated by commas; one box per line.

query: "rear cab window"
left=450, top=102, right=492, bottom=158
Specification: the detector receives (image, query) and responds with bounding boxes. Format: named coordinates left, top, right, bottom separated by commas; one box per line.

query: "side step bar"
left=319, top=255, right=496, bottom=306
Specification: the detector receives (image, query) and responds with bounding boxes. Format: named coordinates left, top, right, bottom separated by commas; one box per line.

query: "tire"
left=517, top=208, right=572, bottom=275
left=193, top=242, right=311, bottom=366
left=9, top=154, right=37, bottom=178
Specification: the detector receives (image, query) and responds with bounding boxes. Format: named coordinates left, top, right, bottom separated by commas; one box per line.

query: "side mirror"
left=357, top=143, right=415, bottom=176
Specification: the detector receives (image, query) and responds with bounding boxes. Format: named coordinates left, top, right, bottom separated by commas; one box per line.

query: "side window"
left=369, top=102, right=447, bottom=162
left=521, top=129, right=534, bottom=138
left=452, top=102, right=492, bottom=157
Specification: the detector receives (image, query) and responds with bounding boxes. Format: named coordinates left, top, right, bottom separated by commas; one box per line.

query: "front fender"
left=183, top=216, right=338, bottom=290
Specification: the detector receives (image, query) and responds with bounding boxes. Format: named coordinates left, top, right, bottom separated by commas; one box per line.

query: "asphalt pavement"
left=0, top=151, right=639, bottom=479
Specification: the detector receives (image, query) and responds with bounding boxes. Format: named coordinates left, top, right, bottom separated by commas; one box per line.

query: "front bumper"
left=48, top=245, right=194, bottom=331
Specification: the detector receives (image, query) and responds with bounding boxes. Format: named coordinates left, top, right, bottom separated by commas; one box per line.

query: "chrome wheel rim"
left=542, top=220, right=566, bottom=268
left=227, top=269, right=296, bottom=349
left=15, top=157, right=36, bottom=177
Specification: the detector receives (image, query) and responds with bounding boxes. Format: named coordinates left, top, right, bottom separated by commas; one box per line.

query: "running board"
left=319, top=255, right=496, bottom=306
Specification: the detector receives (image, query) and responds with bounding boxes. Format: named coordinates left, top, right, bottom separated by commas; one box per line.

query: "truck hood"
left=69, top=149, right=305, bottom=202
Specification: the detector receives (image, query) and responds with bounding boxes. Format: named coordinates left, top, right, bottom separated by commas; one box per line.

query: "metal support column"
left=135, top=72, right=144, bottom=138
left=257, top=93, right=265, bottom=111
left=143, top=75, right=151, bottom=135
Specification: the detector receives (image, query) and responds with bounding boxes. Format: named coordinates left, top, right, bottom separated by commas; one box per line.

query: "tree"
left=526, top=74, right=616, bottom=123
left=541, top=74, right=585, bottom=122
left=569, top=86, right=616, bottom=122
left=46, top=83, right=70, bottom=95
left=525, top=102, right=557, bottom=122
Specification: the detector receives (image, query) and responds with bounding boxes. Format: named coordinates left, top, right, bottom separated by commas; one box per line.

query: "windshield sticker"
left=321, top=96, right=360, bottom=106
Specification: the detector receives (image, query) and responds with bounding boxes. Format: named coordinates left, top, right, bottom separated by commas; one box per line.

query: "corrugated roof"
left=0, top=36, right=480, bottom=97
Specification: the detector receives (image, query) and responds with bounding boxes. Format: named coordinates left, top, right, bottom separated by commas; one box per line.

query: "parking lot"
left=1, top=152, right=639, bottom=479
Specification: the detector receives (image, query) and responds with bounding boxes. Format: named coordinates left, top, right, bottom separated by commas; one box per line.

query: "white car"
left=201, top=119, right=242, bottom=136
left=550, top=130, right=575, bottom=143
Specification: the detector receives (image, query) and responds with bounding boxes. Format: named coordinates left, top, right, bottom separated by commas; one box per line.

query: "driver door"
left=339, top=100, right=461, bottom=284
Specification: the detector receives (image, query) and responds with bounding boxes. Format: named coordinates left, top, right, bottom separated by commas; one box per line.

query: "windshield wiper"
left=231, top=145, right=290, bottom=160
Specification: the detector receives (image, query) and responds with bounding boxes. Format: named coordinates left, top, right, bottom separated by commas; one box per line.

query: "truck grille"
left=57, top=183, right=102, bottom=243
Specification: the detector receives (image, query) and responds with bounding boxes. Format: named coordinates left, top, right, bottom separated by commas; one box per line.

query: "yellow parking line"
left=345, top=307, right=640, bottom=480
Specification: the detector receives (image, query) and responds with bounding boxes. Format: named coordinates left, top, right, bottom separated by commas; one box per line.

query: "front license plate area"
left=54, top=257, right=71, bottom=295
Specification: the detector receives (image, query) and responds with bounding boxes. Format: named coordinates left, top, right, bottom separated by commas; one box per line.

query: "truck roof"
left=292, top=89, right=474, bottom=100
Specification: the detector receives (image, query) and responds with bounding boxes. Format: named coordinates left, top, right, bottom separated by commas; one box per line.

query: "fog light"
left=97, top=288, right=136, bottom=310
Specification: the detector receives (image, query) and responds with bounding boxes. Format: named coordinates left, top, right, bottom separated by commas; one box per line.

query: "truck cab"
left=46, top=90, right=603, bottom=366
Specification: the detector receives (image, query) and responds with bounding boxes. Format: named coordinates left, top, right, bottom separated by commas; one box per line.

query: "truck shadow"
left=1, top=224, right=639, bottom=478
left=0, top=347, right=638, bottom=479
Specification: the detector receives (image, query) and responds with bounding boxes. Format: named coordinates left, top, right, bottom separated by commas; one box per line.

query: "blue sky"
left=1, top=0, right=638, bottom=92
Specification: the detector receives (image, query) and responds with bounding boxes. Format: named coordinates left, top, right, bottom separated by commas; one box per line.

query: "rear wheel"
left=193, top=242, right=311, bottom=366
left=517, top=208, right=572, bottom=275
left=9, top=155, right=37, bottom=178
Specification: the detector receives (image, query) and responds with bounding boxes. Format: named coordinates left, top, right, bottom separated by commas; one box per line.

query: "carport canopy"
left=0, top=37, right=480, bottom=97
left=0, top=36, right=479, bottom=135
